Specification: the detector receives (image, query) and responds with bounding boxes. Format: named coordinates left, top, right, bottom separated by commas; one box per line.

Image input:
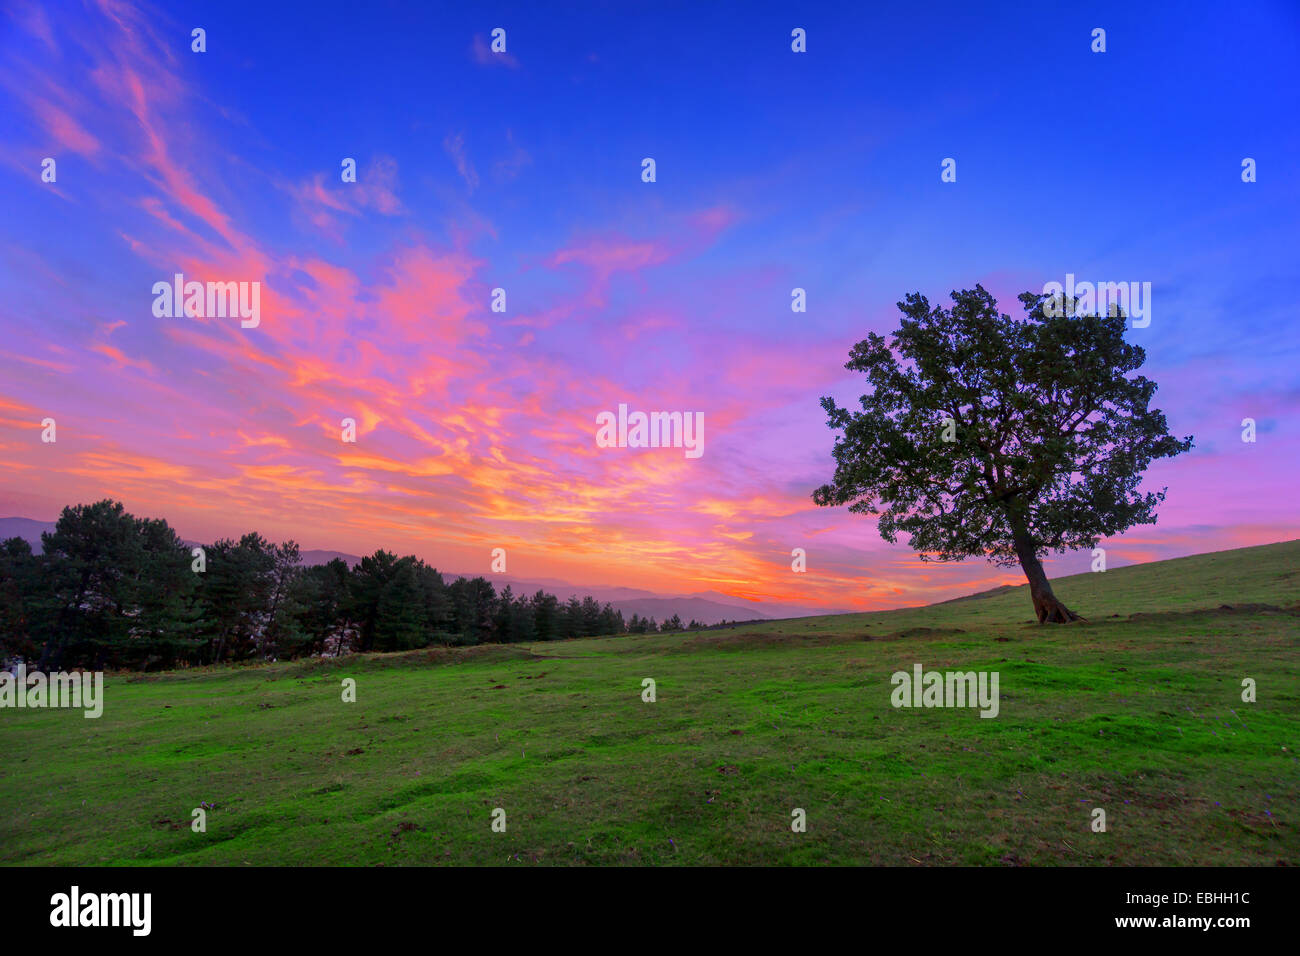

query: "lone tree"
left=813, top=285, right=1192, bottom=623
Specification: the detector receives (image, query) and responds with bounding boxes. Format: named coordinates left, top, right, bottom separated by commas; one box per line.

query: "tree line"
left=0, top=500, right=705, bottom=671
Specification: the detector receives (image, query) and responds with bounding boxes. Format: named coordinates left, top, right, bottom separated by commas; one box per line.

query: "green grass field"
left=2, top=540, right=1297, bottom=866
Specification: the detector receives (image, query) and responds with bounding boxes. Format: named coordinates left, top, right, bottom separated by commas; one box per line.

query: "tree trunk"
left=1009, top=522, right=1082, bottom=624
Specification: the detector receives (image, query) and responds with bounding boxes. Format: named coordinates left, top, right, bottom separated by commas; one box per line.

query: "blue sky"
left=1, top=0, right=1297, bottom=609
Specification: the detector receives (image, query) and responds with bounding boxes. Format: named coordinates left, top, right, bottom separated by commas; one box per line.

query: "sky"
left=1, top=0, right=1298, bottom=613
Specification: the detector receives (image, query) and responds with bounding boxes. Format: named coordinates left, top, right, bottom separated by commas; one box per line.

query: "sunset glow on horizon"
left=2, top=0, right=1298, bottom=613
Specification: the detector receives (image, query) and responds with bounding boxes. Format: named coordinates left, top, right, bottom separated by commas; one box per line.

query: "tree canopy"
left=0, top=499, right=644, bottom=670
left=813, top=285, right=1193, bottom=622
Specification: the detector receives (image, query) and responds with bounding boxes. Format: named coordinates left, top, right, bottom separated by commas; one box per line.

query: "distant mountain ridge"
left=0, top=517, right=51, bottom=551
left=0, top=517, right=844, bottom=626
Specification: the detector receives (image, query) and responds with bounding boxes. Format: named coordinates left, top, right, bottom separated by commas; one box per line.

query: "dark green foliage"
left=293, top=558, right=352, bottom=654
left=33, top=499, right=195, bottom=669
left=373, top=557, right=427, bottom=652
left=531, top=589, right=559, bottom=641
left=0, top=500, right=630, bottom=670
left=0, top=537, right=42, bottom=662
left=194, top=533, right=275, bottom=663
left=814, top=286, right=1193, bottom=621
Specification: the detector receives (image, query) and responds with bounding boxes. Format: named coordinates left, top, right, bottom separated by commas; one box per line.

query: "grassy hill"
left=2, top=540, right=1296, bottom=866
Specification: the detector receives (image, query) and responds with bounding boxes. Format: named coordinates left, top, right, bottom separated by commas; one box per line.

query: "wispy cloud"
left=442, top=133, right=479, bottom=192
left=0, top=0, right=1295, bottom=612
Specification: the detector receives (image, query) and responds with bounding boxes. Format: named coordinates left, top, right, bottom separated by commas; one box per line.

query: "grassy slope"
left=1, top=540, right=1296, bottom=866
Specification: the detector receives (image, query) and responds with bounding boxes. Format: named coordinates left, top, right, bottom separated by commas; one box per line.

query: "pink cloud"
left=690, top=204, right=741, bottom=236
left=546, top=237, right=676, bottom=302
left=284, top=158, right=405, bottom=239
left=32, top=98, right=100, bottom=156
